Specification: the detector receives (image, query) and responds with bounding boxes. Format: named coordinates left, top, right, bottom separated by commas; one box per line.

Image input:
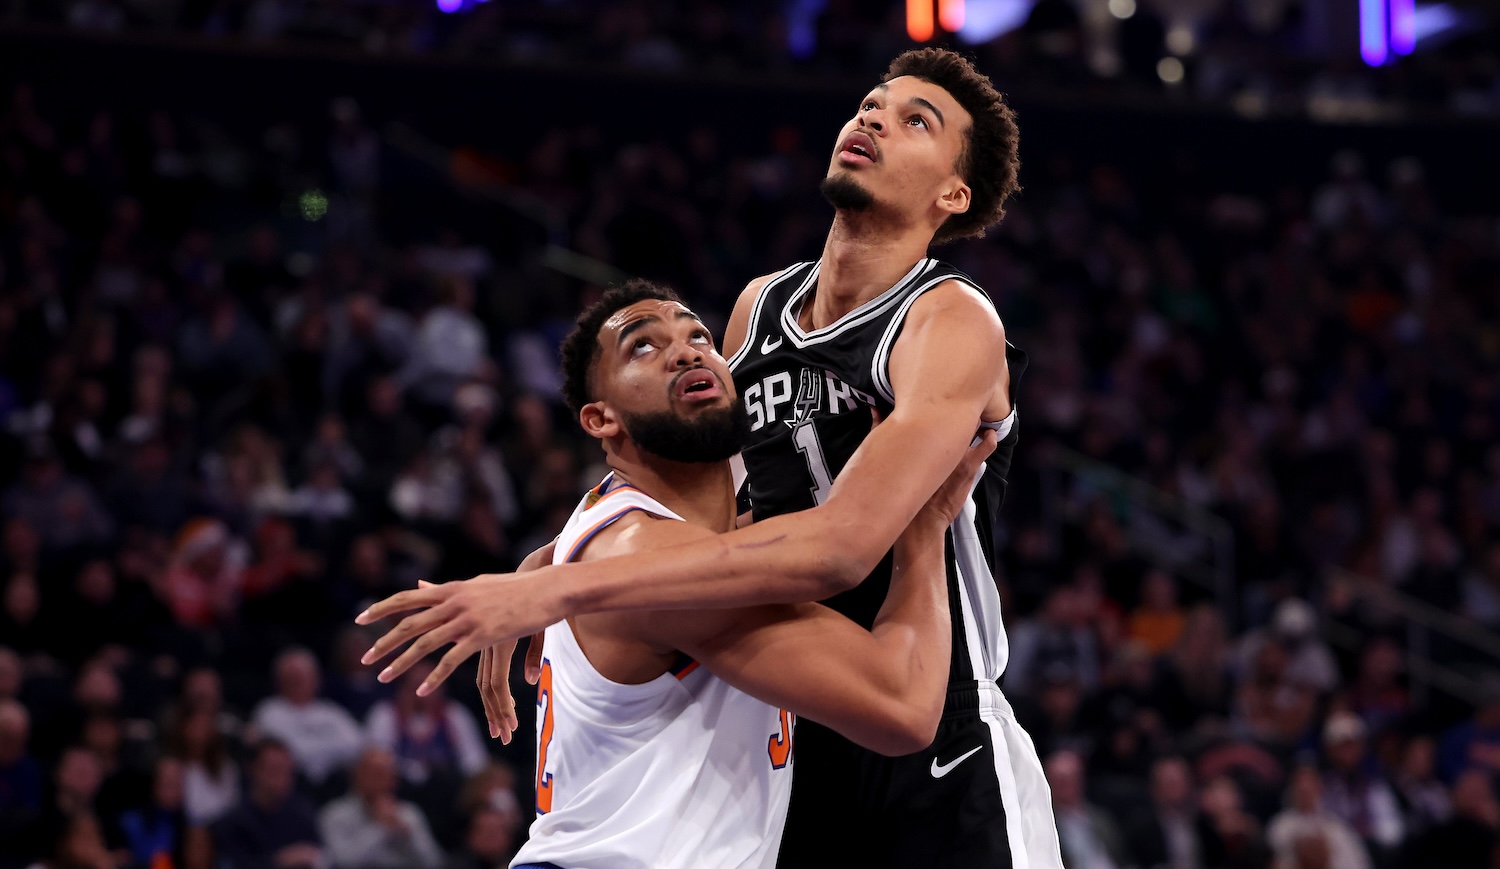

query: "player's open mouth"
left=673, top=369, right=723, bottom=402
left=837, top=131, right=877, bottom=165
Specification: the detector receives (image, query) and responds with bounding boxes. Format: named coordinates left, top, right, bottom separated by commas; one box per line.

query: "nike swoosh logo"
left=761, top=335, right=783, bottom=354
left=930, top=745, right=983, bottom=779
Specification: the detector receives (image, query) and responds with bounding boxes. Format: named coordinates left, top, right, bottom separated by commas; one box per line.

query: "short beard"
left=820, top=173, right=874, bottom=212
left=621, top=401, right=750, bottom=464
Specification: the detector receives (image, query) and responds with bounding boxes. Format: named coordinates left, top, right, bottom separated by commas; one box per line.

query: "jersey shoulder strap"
left=554, top=474, right=685, bottom=566
left=726, top=262, right=816, bottom=371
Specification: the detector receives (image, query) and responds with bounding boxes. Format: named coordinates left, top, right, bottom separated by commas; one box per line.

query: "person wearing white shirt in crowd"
left=318, top=746, right=444, bottom=869
left=1267, top=764, right=1373, bottom=869
left=249, top=646, right=366, bottom=792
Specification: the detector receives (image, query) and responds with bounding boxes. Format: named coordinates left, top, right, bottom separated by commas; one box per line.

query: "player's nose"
left=665, top=339, right=704, bottom=368
left=858, top=111, right=885, bottom=135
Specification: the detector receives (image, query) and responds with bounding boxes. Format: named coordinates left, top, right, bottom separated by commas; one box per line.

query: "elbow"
left=804, top=521, right=883, bottom=596
left=863, top=698, right=943, bottom=757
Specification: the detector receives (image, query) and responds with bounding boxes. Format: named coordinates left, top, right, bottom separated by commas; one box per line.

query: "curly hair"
left=559, top=279, right=685, bottom=416
left=884, top=48, right=1021, bottom=243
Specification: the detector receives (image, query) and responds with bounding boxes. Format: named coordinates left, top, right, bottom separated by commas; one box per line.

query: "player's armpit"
left=811, top=282, right=1006, bottom=568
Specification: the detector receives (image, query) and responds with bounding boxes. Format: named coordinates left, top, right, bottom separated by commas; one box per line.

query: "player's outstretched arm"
left=358, top=281, right=1005, bottom=695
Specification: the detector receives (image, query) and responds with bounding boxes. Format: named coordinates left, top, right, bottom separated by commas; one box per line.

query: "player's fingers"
left=361, top=604, right=452, bottom=666
left=477, top=647, right=498, bottom=739
left=524, top=631, right=547, bottom=685
left=968, top=428, right=999, bottom=465
left=419, top=638, right=477, bottom=697
left=379, top=616, right=466, bottom=684
left=355, top=583, right=451, bottom=627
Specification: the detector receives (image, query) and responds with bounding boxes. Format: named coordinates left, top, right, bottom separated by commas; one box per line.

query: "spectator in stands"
left=1197, top=774, right=1274, bottom=869
left=1124, top=754, right=1202, bottom=869
left=364, top=658, right=488, bottom=791
left=1160, top=604, right=1234, bottom=730
left=210, top=739, right=324, bottom=869
left=113, top=755, right=189, bottom=869
left=158, top=518, right=248, bottom=632
left=318, top=746, right=444, bottom=869
left=247, top=647, right=364, bottom=797
left=451, top=761, right=523, bottom=854
left=1320, top=711, right=1404, bottom=858
left=1008, top=584, right=1101, bottom=696
left=323, top=626, right=390, bottom=722
left=1236, top=598, right=1339, bottom=696
left=162, top=705, right=240, bottom=827
left=399, top=276, right=489, bottom=418
left=1, top=443, right=113, bottom=552
left=1128, top=568, right=1187, bottom=656
left=1267, top=764, right=1372, bottom=869
left=444, top=805, right=519, bottom=869
left=23, top=810, right=118, bottom=869
left=1402, top=768, right=1500, bottom=867
left=1046, top=748, right=1130, bottom=869
left=1391, top=735, right=1450, bottom=837
left=1440, top=686, right=1500, bottom=784
left=1233, top=631, right=1319, bottom=750
left=0, top=700, right=44, bottom=862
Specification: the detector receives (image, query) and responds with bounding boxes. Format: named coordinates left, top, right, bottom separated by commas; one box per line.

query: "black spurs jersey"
left=728, top=258, right=1027, bottom=689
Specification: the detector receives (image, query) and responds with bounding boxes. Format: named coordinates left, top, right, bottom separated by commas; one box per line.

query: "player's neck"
left=813, top=213, right=932, bottom=328
left=610, top=457, right=736, bottom=533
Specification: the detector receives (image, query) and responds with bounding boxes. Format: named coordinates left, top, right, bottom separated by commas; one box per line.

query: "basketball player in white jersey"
left=498, top=280, right=992, bottom=869
left=360, top=48, right=1061, bottom=868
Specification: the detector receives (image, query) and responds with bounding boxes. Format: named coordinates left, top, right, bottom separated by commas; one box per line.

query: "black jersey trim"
left=778, top=258, right=935, bottom=348
left=726, top=263, right=806, bottom=372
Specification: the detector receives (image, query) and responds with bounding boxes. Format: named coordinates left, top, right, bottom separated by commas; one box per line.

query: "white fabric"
left=512, top=478, right=793, bottom=869
left=249, top=697, right=365, bottom=785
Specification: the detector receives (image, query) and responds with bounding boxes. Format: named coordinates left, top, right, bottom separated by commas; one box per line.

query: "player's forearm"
left=563, top=505, right=879, bottom=615
left=868, top=513, right=951, bottom=739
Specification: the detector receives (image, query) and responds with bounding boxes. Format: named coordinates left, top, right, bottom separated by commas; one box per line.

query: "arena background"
left=1, top=2, right=1498, bottom=868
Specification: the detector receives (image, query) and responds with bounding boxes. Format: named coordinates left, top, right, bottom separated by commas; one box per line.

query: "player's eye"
left=631, top=339, right=653, bottom=357
left=908, top=116, right=927, bottom=129
left=861, top=100, right=877, bottom=111
left=690, top=331, right=711, bottom=345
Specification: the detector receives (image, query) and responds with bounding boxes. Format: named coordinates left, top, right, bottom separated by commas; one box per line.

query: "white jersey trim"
left=727, top=263, right=803, bottom=372
left=779, top=259, right=935, bottom=349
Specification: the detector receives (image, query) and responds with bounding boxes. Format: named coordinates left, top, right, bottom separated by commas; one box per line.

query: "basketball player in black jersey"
left=359, top=48, right=1062, bottom=868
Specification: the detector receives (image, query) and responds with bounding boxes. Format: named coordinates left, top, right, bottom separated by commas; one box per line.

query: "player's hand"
left=915, top=428, right=997, bottom=528
left=475, top=541, right=557, bottom=740
left=357, top=567, right=567, bottom=697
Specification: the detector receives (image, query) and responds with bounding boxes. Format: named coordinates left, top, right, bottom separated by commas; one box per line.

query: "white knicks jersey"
left=511, top=473, right=794, bottom=869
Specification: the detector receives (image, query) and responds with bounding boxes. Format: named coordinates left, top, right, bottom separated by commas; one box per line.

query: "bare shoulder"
left=721, top=271, right=781, bottom=358
left=904, top=278, right=1006, bottom=343
left=577, top=510, right=719, bottom=564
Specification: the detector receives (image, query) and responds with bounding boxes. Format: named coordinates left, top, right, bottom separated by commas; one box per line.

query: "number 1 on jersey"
left=792, top=422, right=833, bottom=505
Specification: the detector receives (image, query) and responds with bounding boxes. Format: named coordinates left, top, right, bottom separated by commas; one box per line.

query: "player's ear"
left=937, top=180, right=971, bottom=217
left=579, top=401, right=620, bottom=440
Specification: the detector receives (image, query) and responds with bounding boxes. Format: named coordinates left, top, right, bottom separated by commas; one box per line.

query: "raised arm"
left=360, top=281, right=1008, bottom=693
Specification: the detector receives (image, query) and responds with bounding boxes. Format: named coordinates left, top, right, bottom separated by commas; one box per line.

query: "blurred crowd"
left=4, top=0, right=1500, bottom=118
left=2, top=25, right=1500, bottom=869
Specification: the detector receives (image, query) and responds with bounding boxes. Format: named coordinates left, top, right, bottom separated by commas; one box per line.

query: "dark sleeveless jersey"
left=728, top=258, right=1027, bottom=688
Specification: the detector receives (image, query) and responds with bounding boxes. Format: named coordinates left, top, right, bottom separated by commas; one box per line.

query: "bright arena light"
left=1157, top=56, right=1185, bottom=84
left=1166, top=25, right=1195, bottom=55
left=1108, top=0, right=1136, bottom=19
left=436, top=0, right=463, bottom=13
